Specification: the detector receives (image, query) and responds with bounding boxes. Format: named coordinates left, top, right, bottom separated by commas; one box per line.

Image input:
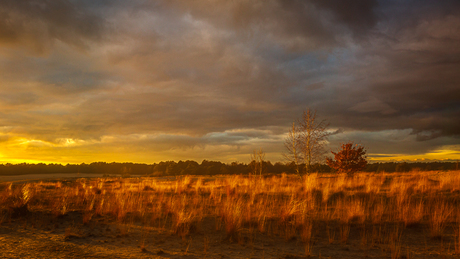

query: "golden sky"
left=0, top=1, right=459, bottom=164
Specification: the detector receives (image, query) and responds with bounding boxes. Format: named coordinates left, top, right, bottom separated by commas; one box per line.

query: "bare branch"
left=283, top=122, right=301, bottom=176
left=292, top=108, right=331, bottom=175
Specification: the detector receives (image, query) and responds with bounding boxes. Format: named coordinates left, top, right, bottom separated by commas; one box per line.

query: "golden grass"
left=1, top=170, right=460, bottom=257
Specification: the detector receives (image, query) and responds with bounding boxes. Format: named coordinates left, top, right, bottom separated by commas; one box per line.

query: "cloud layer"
left=0, top=0, right=459, bottom=163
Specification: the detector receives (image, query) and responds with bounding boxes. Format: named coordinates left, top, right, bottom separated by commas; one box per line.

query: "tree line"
left=0, top=160, right=457, bottom=177
left=0, top=108, right=456, bottom=177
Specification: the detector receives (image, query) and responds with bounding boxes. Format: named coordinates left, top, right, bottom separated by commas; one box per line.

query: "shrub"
left=326, top=142, right=368, bottom=176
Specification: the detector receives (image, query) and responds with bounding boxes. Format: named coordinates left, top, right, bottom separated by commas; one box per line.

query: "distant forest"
left=0, top=160, right=458, bottom=176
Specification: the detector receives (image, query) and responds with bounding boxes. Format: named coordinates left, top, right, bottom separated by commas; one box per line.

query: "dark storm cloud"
left=59, top=91, right=289, bottom=138
left=0, top=0, right=107, bottom=53
left=327, top=1, right=460, bottom=141
left=163, top=0, right=379, bottom=51
left=310, top=0, right=379, bottom=35
left=328, top=129, right=458, bottom=157
left=0, top=0, right=459, bottom=162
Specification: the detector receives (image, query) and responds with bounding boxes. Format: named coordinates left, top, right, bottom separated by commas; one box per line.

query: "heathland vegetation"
left=2, top=171, right=460, bottom=258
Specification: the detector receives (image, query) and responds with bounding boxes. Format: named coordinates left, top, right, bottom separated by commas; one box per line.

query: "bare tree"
left=284, top=109, right=330, bottom=176
left=298, top=109, right=330, bottom=174
left=283, top=122, right=301, bottom=176
left=250, top=149, right=265, bottom=177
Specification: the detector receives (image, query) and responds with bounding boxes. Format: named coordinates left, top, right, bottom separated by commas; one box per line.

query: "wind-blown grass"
left=1, top=170, right=460, bottom=257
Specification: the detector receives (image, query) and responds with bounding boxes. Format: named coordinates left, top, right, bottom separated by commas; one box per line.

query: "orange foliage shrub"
left=326, top=142, right=368, bottom=175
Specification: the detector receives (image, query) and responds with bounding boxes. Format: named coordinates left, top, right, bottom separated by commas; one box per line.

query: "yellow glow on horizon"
left=0, top=157, right=60, bottom=164
left=370, top=148, right=460, bottom=162
left=0, top=134, right=458, bottom=165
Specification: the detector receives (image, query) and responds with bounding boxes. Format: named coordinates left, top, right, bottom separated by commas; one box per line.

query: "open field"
left=1, top=171, right=460, bottom=258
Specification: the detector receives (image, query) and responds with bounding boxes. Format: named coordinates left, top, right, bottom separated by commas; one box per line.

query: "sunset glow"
left=0, top=1, right=459, bottom=164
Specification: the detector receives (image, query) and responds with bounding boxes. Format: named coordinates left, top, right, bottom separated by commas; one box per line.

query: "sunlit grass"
left=1, top=170, right=460, bottom=257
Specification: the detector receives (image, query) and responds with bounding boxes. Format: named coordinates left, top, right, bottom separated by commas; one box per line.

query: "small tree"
left=283, top=109, right=331, bottom=176
left=250, top=149, right=265, bottom=177
left=326, top=142, right=367, bottom=176
left=283, top=122, right=301, bottom=176
left=298, top=109, right=331, bottom=175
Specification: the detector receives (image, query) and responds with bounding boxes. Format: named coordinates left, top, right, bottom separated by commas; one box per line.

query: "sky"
left=0, top=0, right=459, bottom=164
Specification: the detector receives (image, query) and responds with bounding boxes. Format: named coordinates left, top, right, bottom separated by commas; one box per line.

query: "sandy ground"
left=1, top=209, right=457, bottom=259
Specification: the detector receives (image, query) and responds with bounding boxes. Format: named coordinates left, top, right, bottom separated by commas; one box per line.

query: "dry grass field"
left=1, top=171, right=460, bottom=258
